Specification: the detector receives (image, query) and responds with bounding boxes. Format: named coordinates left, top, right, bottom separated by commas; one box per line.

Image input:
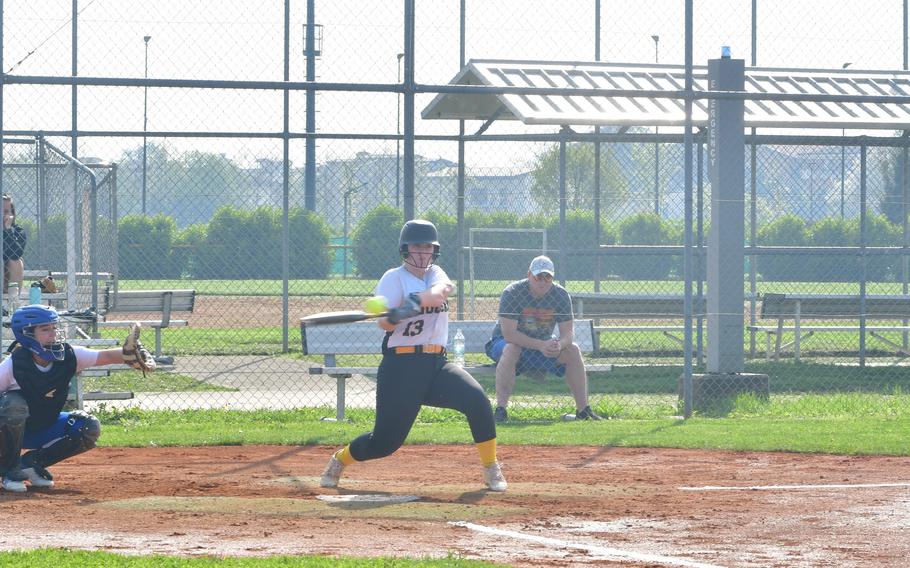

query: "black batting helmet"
left=399, top=219, right=440, bottom=261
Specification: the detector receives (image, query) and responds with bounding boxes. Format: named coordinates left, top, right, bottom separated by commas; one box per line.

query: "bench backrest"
left=572, top=293, right=706, bottom=318
left=760, top=293, right=910, bottom=319
left=301, top=319, right=597, bottom=355
left=106, top=289, right=196, bottom=314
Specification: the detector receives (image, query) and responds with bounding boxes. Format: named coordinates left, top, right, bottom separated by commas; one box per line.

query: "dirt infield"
left=0, top=445, right=907, bottom=566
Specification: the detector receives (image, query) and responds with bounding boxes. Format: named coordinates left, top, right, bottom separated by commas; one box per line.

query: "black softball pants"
left=348, top=352, right=496, bottom=462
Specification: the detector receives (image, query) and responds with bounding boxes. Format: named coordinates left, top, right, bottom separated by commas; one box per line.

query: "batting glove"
left=387, top=293, right=422, bottom=324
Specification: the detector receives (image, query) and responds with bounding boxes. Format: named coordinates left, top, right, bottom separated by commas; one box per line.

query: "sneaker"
left=493, top=406, right=508, bottom=423
left=320, top=455, right=345, bottom=488
left=482, top=462, right=508, bottom=492
left=575, top=405, right=603, bottom=420
left=2, top=475, right=26, bottom=493
left=21, top=465, right=53, bottom=488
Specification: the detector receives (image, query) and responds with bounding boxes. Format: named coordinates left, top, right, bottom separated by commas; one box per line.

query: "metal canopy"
left=421, top=59, right=910, bottom=130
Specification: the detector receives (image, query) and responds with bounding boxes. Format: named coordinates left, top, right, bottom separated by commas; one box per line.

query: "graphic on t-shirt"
left=520, top=306, right=555, bottom=336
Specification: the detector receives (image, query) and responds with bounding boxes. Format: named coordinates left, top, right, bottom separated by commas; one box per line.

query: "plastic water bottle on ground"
left=29, top=282, right=42, bottom=305
left=8, top=283, right=19, bottom=313
left=453, top=328, right=465, bottom=367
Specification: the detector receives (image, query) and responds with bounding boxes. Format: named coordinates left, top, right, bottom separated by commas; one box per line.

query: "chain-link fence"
left=2, top=1, right=910, bottom=420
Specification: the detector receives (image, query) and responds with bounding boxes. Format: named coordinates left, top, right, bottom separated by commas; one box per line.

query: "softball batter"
left=320, top=219, right=506, bottom=492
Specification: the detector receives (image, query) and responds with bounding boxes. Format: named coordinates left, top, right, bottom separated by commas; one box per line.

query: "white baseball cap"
left=529, top=255, right=555, bottom=277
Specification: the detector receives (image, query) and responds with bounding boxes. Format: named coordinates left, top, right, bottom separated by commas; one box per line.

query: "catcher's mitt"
left=32, top=274, right=58, bottom=294
left=122, top=322, right=156, bottom=376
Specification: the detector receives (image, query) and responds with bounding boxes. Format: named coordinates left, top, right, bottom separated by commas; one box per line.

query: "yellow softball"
left=364, top=295, right=388, bottom=315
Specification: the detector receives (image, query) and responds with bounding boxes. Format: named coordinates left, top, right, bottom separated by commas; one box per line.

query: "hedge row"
left=756, top=214, right=903, bottom=282
left=21, top=207, right=906, bottom=282
left=350, top=208, right=684, bottom=280
left=25, top=206, right=332, bottom=279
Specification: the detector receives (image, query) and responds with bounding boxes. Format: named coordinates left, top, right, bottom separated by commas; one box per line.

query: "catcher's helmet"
left=11, top=304, right=65, bottom=361
left=399, top=219, right=440, bottom=263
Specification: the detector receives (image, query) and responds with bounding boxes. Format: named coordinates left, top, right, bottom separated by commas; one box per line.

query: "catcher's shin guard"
left=22, top=411, right=101, bottom=468
left=0, top=392, right=29, bottom=474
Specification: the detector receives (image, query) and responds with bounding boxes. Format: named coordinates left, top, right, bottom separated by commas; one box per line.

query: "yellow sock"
left=476, top=438, right=497, bottom=467
left=335, top=445, right=357, bottom=466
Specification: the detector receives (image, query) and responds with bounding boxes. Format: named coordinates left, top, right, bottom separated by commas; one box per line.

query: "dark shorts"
left=484, top=337, right=566, bottom=377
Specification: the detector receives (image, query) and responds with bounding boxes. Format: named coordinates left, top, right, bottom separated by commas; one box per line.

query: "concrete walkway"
left=83, top=354, right=378, bottom=412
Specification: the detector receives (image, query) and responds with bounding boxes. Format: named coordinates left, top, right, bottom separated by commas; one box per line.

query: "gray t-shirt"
left=491, top=278, right=573, bottom=341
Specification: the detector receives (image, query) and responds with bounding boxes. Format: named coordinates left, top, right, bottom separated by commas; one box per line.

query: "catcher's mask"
left=399, top=219, right=440, bottom=269
left=11, top=304, right=65, bottom=361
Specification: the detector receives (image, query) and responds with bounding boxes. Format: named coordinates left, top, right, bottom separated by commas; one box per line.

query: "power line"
left=6, top=0, right=98, bottom=74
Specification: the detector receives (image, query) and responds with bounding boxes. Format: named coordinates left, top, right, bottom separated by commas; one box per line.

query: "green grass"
left=91, top=402, right=910, bottom=455
left=95, top=326, right=301, bottom=356
left=0, top=549, right=502, bottom=567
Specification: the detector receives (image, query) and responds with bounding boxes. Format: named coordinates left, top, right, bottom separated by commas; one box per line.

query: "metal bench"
left=301, top=318, right=610, bottom=420
left=571, top=293, right=706, bottom=361
left=748, top=293, right=910, bottom=361
left=97, top=289, right=196, bottom=364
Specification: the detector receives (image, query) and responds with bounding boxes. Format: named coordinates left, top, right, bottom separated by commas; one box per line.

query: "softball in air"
left=364, top=295, right=388, bottom=315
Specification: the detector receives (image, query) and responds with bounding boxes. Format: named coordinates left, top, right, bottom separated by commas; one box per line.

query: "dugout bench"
left=301, top=318, right=610, bottom=421
left=748, top=293, right=910, bottom=362
left=571, top=293, right=706, bottom=362
left=97, top=289, right=196, bottom=365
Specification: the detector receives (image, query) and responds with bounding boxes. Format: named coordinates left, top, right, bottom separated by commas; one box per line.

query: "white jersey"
left=376, top=264, right=451, bottom=348
left=0, top=345, right=101, bottom=393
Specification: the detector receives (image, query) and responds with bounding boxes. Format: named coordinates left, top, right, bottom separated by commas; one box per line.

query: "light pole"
left=840, top=62, right=852, bottom=218
left=396, top=53, right=404, bottom=209
left=343, top=182, right=367, bottom=277
left=652, top=34, right=660, bottom=215
left=142, top=35, right=151, bottom=215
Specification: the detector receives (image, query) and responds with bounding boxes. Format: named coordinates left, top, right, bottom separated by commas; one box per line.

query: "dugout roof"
left=421, top=59, right=910, bottom=130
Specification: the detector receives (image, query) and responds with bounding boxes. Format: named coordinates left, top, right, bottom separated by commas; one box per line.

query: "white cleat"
left=21, top=466, right=54, bottom=488
left=2, top=476, right=27, bottom=493
left=320, top=455, right=345, bottom=488
left=483, top=461, right=508, bottom=492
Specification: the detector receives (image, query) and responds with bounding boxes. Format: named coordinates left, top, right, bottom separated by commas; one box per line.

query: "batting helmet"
left=399, top=219, right=440, bottom=262
left=11, top=304, right=65, bottom=361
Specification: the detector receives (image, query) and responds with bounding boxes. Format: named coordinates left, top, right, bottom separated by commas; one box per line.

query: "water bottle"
left=29, top=282, right=42, bottom=305
left=7, top=283, right=19, bottom=313
left=453, top=328, right=465, bottom=367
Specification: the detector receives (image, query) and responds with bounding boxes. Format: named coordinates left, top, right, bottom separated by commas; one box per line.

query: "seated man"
left=2, top=195, right=26, bottom=296
left=485, top=255, right=601, bottom=422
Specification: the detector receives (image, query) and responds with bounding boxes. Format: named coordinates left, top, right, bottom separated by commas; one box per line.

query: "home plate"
left=317, top=494, right=420, bottom=504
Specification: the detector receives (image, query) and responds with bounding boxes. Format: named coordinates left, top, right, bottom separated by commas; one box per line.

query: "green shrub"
left=543, top=211, right=615, bottom=280
left=173, top=223, right=207, bottom=278
left=422, top=210, right=457, bottom=276
left=117, top=214, right=178, bottom=279
left=756, top=215, right=807, bottom=281
left=863, top=214, right=900, bottom=281
left=288, top=208, right=332, bottom=279
left=191, top=205, right=331, bottom=279
left=352, top=205, right=403, bottom=279
left=613, top=212, right=675, bottom=280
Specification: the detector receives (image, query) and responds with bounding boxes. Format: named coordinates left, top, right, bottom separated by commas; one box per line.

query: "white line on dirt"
left=450, top=521, right=725, bottom=568
left=679, top=482, right=910, bottom=491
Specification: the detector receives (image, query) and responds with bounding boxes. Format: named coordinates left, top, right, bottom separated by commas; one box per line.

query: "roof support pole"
left=304, top=0, right=316, bottom=211
left=402, top=0, right=416, bottom=221
left=681, top=0, right=695, bottom=417
left=860, top=144, right=868, bottom=367
left=706, top=53, right=745, bottom=373
left=558, top=126, right=568, bottom=286
left=456, top=0, right=466, bottom=321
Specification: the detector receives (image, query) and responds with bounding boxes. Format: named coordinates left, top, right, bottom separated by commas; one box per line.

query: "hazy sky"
left=2, top=1, right=907, bottom=169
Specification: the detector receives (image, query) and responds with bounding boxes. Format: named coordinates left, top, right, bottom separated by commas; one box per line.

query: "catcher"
left=0, top=304, right=155, bottom=492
